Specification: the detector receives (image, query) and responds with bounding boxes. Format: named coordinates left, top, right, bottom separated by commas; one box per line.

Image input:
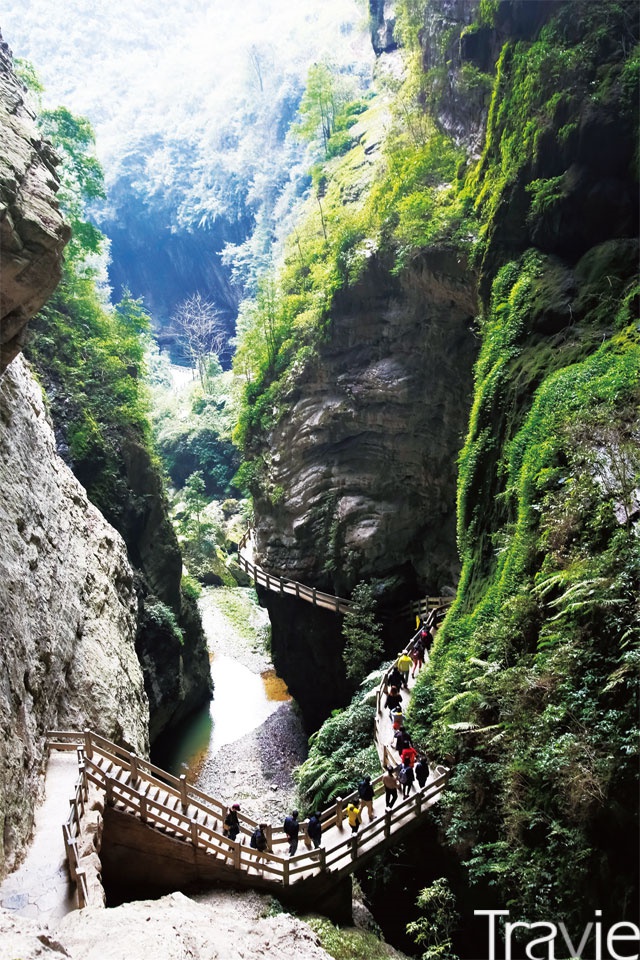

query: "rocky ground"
left=198, top=702, right=308, bottom=825
left=195, top=586, right=308, bottom=824
left=0, top=586, right=409, bottom=960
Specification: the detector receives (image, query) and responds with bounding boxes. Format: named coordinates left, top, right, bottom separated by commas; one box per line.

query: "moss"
left=305, top=916, right=398, bottom=960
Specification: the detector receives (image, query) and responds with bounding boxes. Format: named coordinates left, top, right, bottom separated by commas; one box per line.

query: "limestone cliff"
left=253, top=249, right=477, bottom=725
left=0, top=34, right=70, bottom=372
left=0, top=35, right=211, bottom=741
left=0, top=356, right=149, bottom=879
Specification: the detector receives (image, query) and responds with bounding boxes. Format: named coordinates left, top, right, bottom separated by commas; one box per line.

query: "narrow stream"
left=151, top=586, right=292, bottom=792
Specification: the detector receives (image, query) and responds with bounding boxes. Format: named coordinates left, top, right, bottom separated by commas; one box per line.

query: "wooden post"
left=279, top=577, right=284, bottom=594
left=190, top=819, right=199, bottom=848
left=312, top=587, right=317, bottom=605
left=319, top=847, right=326, bottom=872
left=416, top=790, right=423, bottom=815
left=140, top=797, right=148, bottom=822
left=351, top=834, right=358, bottom=860
left=295, top=582, right=300, bottom=598
left=384, top=808, right=392, bottom=839
left=233, top=841, right=241, bottom=870
left=179, top=774, right=189, bottom=811
left=79, top=762, right=88, bottom=801
left=265, top=825, right=273, bottom=850
left=106, top=779, right=114, bottom=807
left=335, top=798, right=344, bottom=828
left=283, top=857, right=289, bottom=886
left=129, top=753, right=139, bottom=787
left=84, top=729, right=93, bottom=760
left=266, top=573, right=270, bottom=590
left=76, top=868, right=87, bottom=909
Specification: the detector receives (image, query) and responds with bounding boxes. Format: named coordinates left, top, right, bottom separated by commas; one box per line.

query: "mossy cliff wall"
left=249, top=0, right=639, bottom=935
left=254, top=246, right=477, bottom=726
left=412, top=0, right=639, bottom=930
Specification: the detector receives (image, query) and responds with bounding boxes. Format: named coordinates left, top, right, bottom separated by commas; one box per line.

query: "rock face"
left=0, top=891, right=340, bottom=960
left=113, top=437, right=213, bottom=742
left=0, top=33, right=70, bottom=373
left=254, top=250, right=477, bottom=725
left=368, top=0, right=398, bottom=55
left=0, top=355, right=149, bottom=879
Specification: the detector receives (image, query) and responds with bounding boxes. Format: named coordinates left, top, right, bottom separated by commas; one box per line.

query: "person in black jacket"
left=385, top=685, right=403, bottom=719
left=284, top=809, right=299, bottom=856
left=250, top=823, right=269, bottom=868
left=223, top=803, right=241, bottom=841
left=307, top=811, right=323, bottom=849
left=415, top=756, right=429, bottom=789
left=358, top=774, right=375, bottom=821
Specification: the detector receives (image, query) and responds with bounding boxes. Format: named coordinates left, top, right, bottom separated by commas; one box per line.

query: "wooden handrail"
left=237, top=529, right=455, bottom=621
left=67, top=728, right=449, bottom=889
left=50, top=607, right=453, bottom=898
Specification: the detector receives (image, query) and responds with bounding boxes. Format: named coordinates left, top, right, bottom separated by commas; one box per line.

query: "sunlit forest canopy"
left=3, top=0, right=374, bottom=333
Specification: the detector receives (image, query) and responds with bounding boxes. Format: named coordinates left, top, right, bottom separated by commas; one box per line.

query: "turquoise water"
left=150, top=591, right=290, bottom=782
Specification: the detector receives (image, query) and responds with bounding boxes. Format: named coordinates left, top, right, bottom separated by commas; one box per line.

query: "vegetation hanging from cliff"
left=23, top=94, right=155, bottom=526
left=267, top=0, right=640, bottom=946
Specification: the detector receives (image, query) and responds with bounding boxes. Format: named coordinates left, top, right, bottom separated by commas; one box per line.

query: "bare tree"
left=172, top=293, right=225, bottom=391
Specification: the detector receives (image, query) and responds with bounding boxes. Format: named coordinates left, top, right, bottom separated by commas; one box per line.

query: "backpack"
left=250, top=829, right=259, bottom=849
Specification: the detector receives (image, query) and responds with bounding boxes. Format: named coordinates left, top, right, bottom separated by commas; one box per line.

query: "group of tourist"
left=224, top=618, right=436, bottom=860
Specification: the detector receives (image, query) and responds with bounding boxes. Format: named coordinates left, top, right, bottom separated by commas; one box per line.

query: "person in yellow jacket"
left=396, top=651, right=412, bottom=688
left=346, top=802, right=361, bottom=834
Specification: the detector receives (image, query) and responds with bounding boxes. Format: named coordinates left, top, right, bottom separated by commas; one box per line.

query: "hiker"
left=410, top=637, right=425, bottom=677
left=249, top=823, right=269, bottom=866
left=383, top=766, right=399, bottom=808
left=421, top=627, right=432, bottom=648
left=283, top=809, right=300, bottom=856
left=396, top=650, right=412, bottom=688
left=358, top=774, right=375, bottom=821
left=398, top=762, right=415, bottom=798
left=386, top=664, right=404, bottom=690
left=346, top=801, right=361, bottom=834
left=223, top=803, right=241, bottom=841
left=385, top=685, right=403, bottom=719
left=401, top=744, right=418, bottom=768
left=393, top=725, right=413, bottom=755
left=415, top=756, right=429, bottom=788
left=391, top=705, right=404, bottom=730
left=307, top=811, right=323, bottom=849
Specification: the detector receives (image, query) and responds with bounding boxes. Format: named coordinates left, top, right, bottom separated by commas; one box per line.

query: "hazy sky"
left=1, top=0, right=372, bottom=169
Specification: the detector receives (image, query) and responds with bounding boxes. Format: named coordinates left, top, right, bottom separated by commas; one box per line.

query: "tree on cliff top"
left=342, top=581, right=384, bottom=684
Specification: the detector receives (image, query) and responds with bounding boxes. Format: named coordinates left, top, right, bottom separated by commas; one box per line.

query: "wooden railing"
left=57, top=744, right=90, bottom=909
left=238, top=529, right=454, bottom=620
left=48, top=728, right=449, bottom=892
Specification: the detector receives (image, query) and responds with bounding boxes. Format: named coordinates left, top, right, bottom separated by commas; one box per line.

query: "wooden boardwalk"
left=50, top=618, right=448, bottom=911
left=237, top=529, right=453, bottom=618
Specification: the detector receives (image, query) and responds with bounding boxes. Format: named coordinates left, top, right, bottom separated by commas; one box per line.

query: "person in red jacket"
left=401, top=745, right=417, bottom=768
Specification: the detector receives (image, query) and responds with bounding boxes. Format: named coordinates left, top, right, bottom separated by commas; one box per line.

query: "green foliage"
left=295, top=684, right=379, bottom=812
left=27, top=267, right=154, bottom=524
left=305, top=917, right=397, bottom=960
left=341, top=582, right=384, bottom=683
left=406, top=879, right=460, bottom=960
left=142, top=597, right=184, bottom=646
left=181, top=574, right=202, bottom=601
left=294, top=61, right=357, bottom=156
left=39, top=106, right=105, bottom=265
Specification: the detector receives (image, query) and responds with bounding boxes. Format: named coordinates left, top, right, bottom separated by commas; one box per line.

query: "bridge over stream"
left=42, top=616, right=448, bottom=921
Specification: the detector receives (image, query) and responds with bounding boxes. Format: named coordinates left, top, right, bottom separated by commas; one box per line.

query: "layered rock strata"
left=0, top=356, right=149, bottom=879
left=0, top=33, right=70, bottom=373
left=253, top=250, right=477, bottom=725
